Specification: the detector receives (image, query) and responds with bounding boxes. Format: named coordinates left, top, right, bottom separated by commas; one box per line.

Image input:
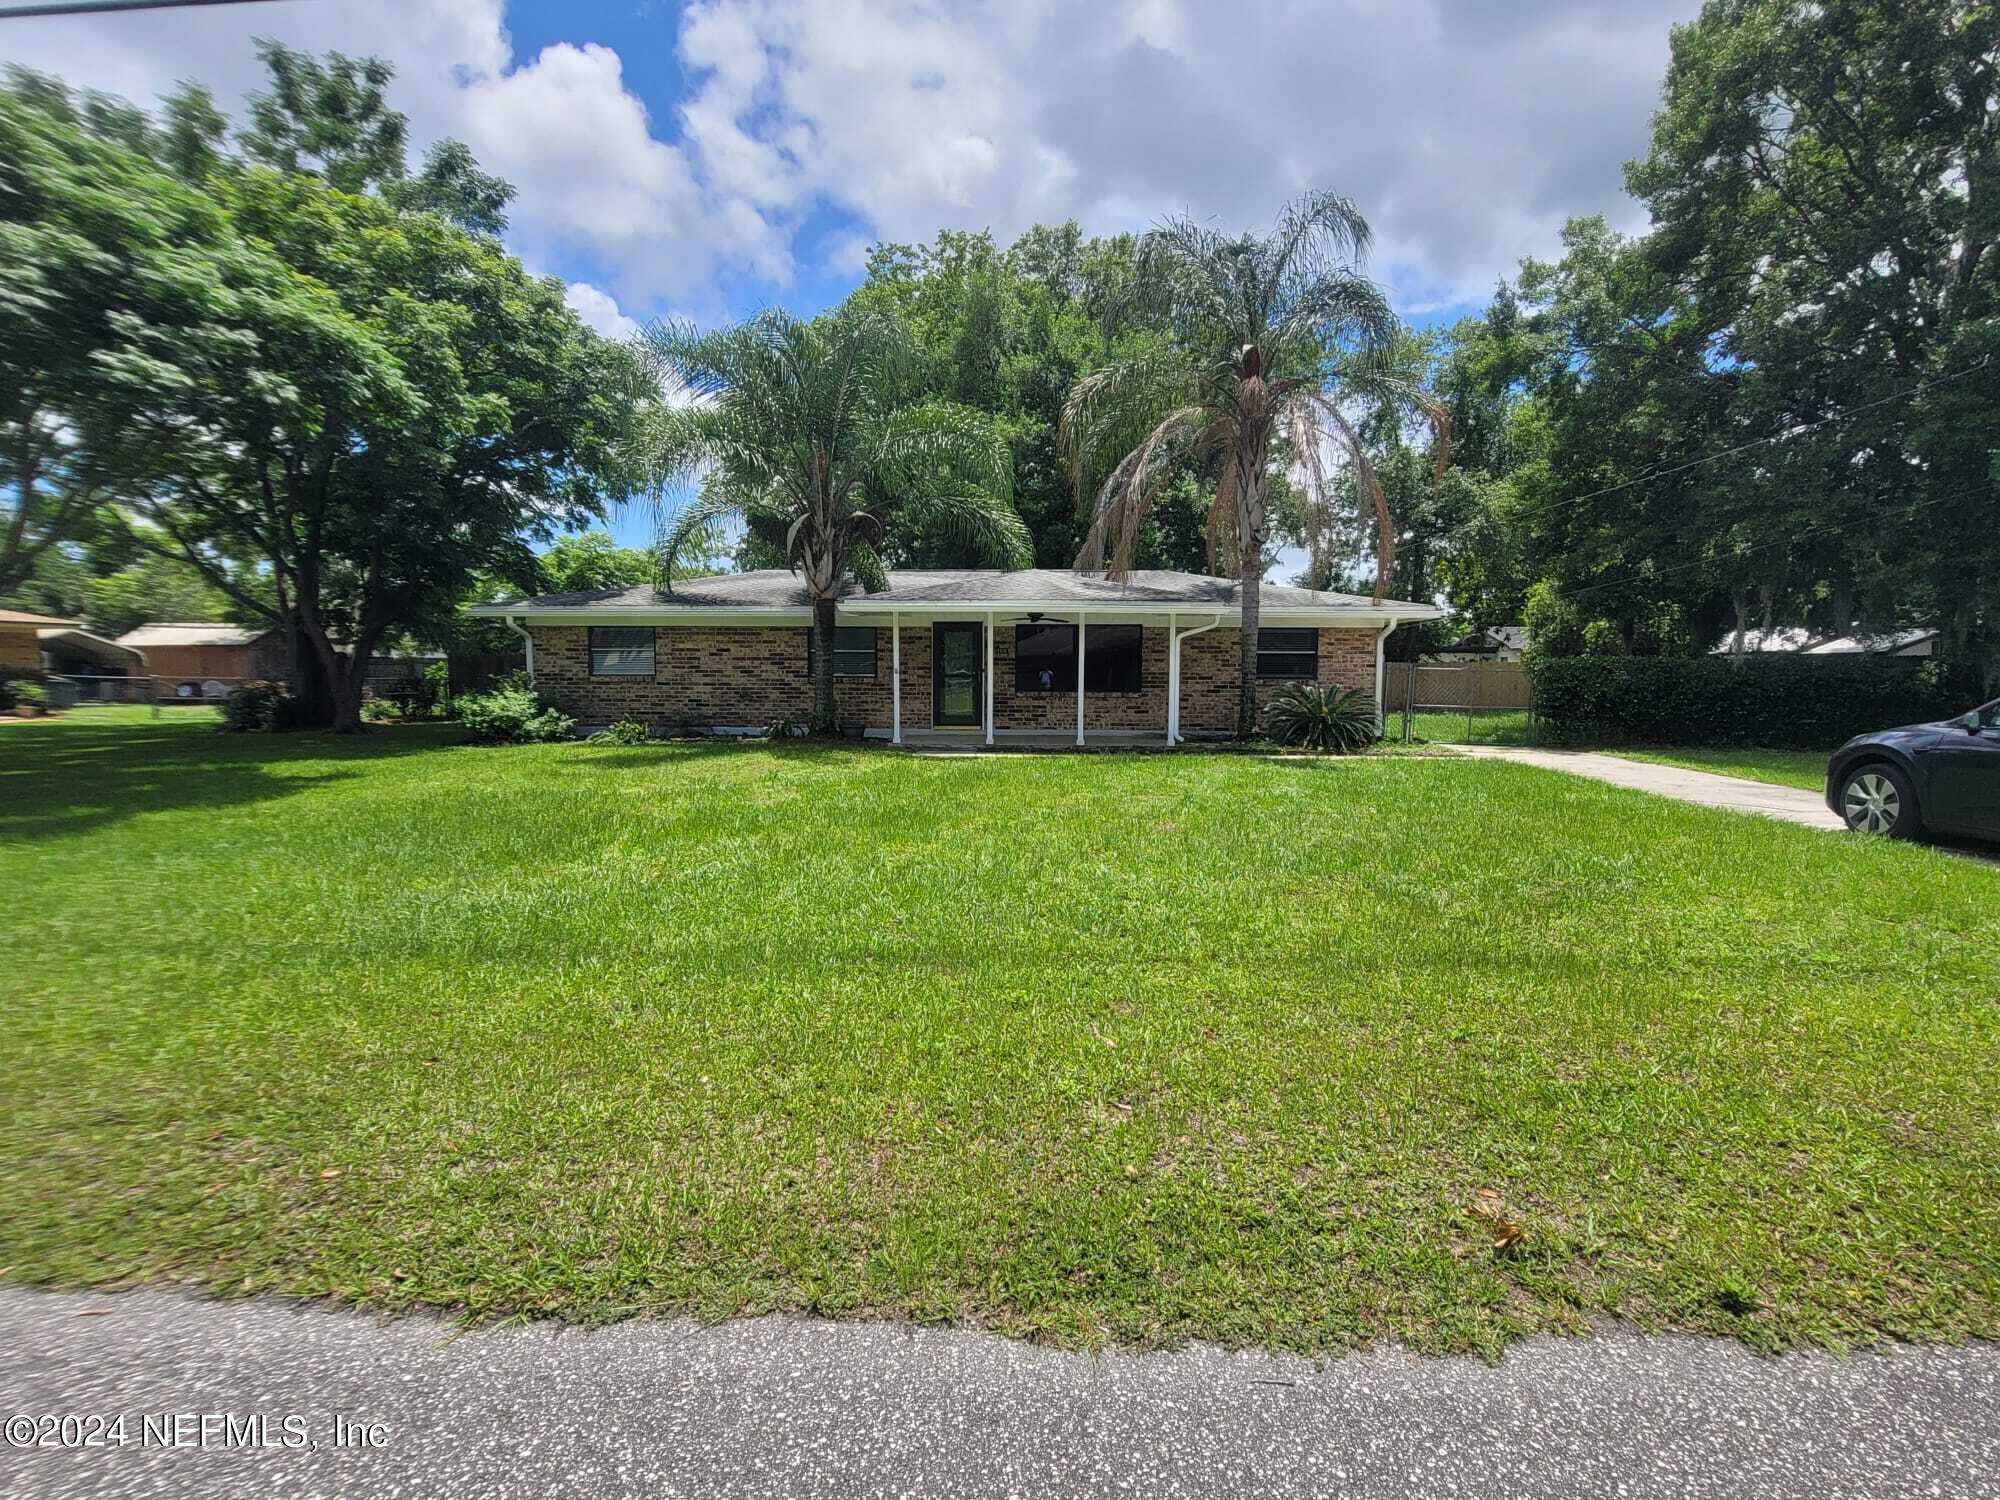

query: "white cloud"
left=663, top=0, right=1702, bottom=309
left=562, top=282, right=641, bottom=342
left=2, top=0, right=1703, bottom=317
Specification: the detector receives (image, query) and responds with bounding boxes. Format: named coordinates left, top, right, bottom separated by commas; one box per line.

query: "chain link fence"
left=1383, top=660, right=1539, bottom=744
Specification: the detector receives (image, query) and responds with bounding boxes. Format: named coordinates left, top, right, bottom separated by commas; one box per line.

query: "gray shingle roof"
left=116, top=622, right=274, bottom=648
left=475, top=569, right=1437, bottom=616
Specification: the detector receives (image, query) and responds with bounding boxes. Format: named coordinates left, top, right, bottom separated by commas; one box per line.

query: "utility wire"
left=0, top=0, right=293, bottom=19
left=1552, top=479, right=1997, bottom=608
left=1508, top=355, right=1992, bottom=525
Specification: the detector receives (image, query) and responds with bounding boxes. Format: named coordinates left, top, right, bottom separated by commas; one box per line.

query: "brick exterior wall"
left=0, top=626, right=43, bottom=674
left=529, top=621, right=1379, bottom=735
left=1179, top=627, right=1379, bottom=735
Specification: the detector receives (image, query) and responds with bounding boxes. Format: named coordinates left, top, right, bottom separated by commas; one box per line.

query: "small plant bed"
left=2, top=714, right=1996, bottom=1358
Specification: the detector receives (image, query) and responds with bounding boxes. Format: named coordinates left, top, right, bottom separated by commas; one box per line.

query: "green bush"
left=456, top=687, right=575, bottom=744
left=1528, top=655, right=1970, bottom=748
left=424, top=661, right=453, bottom=719
left=5, top=678, right=49, bottom=711
left=1263, top=682, right=1382, bottom=753
left=588, top=718, right=653, bottom=745
left=220, top=679, right=300, bottom=733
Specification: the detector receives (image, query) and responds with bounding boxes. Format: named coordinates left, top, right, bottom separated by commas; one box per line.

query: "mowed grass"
left=1597, top=746, right=1832, bottom=793
left=2, top=712, right=1997, bottom=1357
left=1400, top=708, right=1537, bottom=746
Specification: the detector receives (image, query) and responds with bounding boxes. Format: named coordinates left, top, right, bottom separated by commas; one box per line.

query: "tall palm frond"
left=638, top=305, right=1026, bottom=731
left=1060, top=189, right=1452, bottom=735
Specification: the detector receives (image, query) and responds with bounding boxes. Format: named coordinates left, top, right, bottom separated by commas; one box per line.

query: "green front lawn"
left=1597, top=746, right=1831, bottom=792
left=3, top=713, right=1996, bottom=1356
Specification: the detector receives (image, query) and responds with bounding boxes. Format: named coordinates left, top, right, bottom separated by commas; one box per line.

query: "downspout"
left=1373, top=619, right=1396, bottom=735
left=504, top=615, right=535, bottom=690
left=1168, top=613, right=1223, bottom=744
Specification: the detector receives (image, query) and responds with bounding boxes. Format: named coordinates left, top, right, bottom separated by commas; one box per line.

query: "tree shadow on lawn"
left=562, top=738, right=885, bottom=771
left=0, top=721, right=456, bottom=843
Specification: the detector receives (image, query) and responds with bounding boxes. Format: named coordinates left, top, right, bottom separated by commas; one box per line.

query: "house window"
left=1013, top=623, right=1143, bottom=693
left=1256, top=627, right=1319, bottom=679
left=807, top=625, right=877, bottom=679
left=588, top=626, right=655, bottom=676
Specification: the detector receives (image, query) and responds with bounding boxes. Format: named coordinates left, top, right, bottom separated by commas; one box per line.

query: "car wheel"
left=1838, top=762, right=1920, bottom=838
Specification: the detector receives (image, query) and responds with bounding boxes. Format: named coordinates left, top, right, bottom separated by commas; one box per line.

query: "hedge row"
left=1526, top=654, right=1971, bottom=748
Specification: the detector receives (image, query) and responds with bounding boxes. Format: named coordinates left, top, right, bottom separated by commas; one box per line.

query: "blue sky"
left=3, top=0, right=1702, bottom=554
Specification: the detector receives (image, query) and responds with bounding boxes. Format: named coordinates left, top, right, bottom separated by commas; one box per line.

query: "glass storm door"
left=933, top=623, right=982, bottom=727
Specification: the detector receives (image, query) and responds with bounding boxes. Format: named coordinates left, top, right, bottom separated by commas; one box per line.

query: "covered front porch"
left=844, top=606, right=1233, bottom=748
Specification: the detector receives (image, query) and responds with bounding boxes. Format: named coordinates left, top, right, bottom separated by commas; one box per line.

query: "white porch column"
left=1075, top=613, right=1087, bottom=746
left=983, top=611, right=995, bottom=746
left=1165, top=612, right=1176, bottom=744
left=891, top=612, right=902, bottom=745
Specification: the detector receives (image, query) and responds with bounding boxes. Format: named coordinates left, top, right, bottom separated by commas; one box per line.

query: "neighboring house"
left=1713, top=626, right=1816, bottom=654
left=471, top=568, right=1444, bottom=743
left=1803, top=629, right=1939, bottom=658
left=1433, top=625, right=1528, bottom=662
left=116, top=622, right=289, bottom=698
left=0, top=609, right=81, bottom=674
left=38, top=628, right=144, bottom=679
left=1711, top=626, right=1939, bottom=657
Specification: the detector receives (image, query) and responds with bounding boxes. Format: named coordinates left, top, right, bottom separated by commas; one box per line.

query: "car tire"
left=1838, top=762, right=1921, bottom=838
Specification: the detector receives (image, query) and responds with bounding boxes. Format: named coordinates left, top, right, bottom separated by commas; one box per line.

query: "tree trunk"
left=330, top=659, right=367, bottom=734
left=811, top=596, right=838, bottom=734
left=282, top=611, right=337, bottom=729
left=1237, top=538, right=1262, bottom=739
left=1233, top=411, right=1270, bottom=741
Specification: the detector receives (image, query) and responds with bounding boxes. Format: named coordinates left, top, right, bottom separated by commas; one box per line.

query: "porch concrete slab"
left=1452, top=745, right=1845, bottom=831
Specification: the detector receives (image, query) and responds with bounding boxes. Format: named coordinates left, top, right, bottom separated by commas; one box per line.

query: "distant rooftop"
left=116, top=622, right=273, bottom=649
left=0, top=608, right=81, bottom=627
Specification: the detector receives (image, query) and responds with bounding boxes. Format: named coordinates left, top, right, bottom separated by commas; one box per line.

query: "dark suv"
left=1826, top=697, right=2000, bottom=840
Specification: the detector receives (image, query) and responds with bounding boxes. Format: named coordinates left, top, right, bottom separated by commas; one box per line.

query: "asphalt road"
left=1, top=1288, right=1996, bottom=1498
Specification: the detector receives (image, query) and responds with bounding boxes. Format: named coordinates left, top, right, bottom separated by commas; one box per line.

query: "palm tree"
left=1060, top=192, right=1448, bottom=737
left=644, top=307, right=1031, bottom=733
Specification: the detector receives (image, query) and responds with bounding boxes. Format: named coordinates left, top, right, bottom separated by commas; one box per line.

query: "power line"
left=0, top=0, right=293, bottom=19
left=1507, top=355, right=1992, bottom=525
left=1553, top=479, right=1996, bottom=607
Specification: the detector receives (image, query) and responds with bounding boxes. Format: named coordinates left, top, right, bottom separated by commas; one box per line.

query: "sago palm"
left=644, top=308, right=1031, bottom=733
left=1060, top=191, right=1448, bottom=737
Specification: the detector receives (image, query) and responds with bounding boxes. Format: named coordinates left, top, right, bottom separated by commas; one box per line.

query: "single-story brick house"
left=471, top=569, right=1443, bottom=744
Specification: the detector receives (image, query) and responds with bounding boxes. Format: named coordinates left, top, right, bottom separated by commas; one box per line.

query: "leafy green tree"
left=1630, top=0, right=1999, bottom=679
left=1061, top=192, right=1446, bottom=736
left=240, top=41, right=406, bottom=192
left=0, top=73, right=234, bottom=594
left=536, top=531, right=691, bottom=593
left=385, top=139, right=515, bottom=237
left=645, top=308, right=1030, bottom=732
left=242, top=41, right=512, bottom=235
left=4, top=55, right=652, bottom=729
left=81, top=553, right=233, bottom=639
left=845, top=224, right=1213, bottom=570
left=111, top=169, right=654, bottom=730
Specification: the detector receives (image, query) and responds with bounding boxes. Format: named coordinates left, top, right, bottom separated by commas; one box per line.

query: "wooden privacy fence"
left=1383, top=659, right=1538, bottom=742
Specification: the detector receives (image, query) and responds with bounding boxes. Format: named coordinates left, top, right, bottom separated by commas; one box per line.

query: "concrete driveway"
left=1452, top=746, right=1845, bottom=828
left=1, top=1287, right=1995, bottom=1499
